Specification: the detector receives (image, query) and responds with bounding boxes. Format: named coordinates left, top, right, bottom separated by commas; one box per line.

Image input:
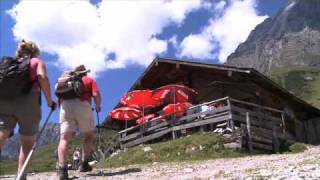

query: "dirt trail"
left=2, top=145, right=320, bottom=179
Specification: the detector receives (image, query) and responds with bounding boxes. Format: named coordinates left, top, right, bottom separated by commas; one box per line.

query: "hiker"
left=0, top=40, right=56, bottom=179
left=72, top=148, right=81, bottom=170
left=57, top=65, right=101, bottom=180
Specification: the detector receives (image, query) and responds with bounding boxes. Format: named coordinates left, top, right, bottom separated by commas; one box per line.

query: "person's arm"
left=37, top=60, right=56, bottom=109
left=92, top=79, right=101, bottom=112
left=93, top=91, right=101, bottom=112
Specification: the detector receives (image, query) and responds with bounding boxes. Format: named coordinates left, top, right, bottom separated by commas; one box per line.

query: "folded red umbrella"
left=136, top=114, right=156, bottom=125
left=162, top=102, right=192, bottom=121
left=121, top=90, right=162, bottom=109
left=152, top=84, right=198, bottom=104
left=109, top=107, right=142, bottom=121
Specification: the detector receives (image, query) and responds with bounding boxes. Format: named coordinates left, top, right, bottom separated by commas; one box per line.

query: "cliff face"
left=226, top=0, right=320, bottom=75
left=1, top=123, right=60, bottom=160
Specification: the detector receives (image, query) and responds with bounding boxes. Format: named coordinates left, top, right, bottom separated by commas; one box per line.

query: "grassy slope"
left=0, top=118, right=306, bottom=175
left=0, top=138, right=81, bottom=175
left=103, top=133, right=246, bottom=168
left=271, top=66, right=320, bottom=108
left=0, top=129, right=118, bottom=175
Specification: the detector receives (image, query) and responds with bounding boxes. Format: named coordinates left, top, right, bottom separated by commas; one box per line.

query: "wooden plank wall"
left=229, top=98, right=284, bottom=152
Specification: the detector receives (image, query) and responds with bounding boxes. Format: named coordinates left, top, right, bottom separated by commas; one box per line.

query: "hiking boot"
left=58, top=166, right=68, bottom=180
left=79, top=161, right=92, bottom=172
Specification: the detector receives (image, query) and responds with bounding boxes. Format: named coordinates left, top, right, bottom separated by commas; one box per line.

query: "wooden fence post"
left=200, top=125, right=204, bottom=132
left=246, top=112, right=253, bottom=153
left=272, top=127, right=280, bottom=153
left=281, top=112, right=286, bottom=134
left=227, top=98, right=234, bottom=131
left=172, top=130, right=176, bottom=139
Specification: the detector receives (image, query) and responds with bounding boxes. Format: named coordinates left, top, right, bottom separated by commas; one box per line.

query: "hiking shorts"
left=0, top=92, right=41, bottom=136
left=59, top=99, right=94, bottom=134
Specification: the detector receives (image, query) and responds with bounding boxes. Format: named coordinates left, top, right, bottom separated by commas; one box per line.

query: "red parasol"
left=162, top=102, right=192, bottom=121
left=136, top=114, right=156, bottom=125
left=152, top=84, right=198, bottom=104
left=109, top=107, right=142, bottom=121
left=121, top=90, right=161, bottom=110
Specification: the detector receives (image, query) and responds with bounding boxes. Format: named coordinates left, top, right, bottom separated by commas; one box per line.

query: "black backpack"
left=0, top=56, right=32, bottom=99
left=55, top=71, right=83, bottom=99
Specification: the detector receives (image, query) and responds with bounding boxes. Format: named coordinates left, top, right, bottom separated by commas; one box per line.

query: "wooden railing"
left=118, top=96, right=286, bottom=152
left=229, top=98, right=284, bottom=152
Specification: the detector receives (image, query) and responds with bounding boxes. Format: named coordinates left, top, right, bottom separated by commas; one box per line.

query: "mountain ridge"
left=226, top=0, right=320, bottom=75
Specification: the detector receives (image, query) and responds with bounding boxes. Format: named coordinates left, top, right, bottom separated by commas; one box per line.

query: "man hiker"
left=57, top=65, right=101, bottom=180
left=72, top=147, right=81, bottom=170
left=0, top=40, right=57, bottom=179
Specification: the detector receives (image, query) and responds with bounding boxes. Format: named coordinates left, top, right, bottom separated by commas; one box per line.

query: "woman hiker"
left=0, top=39, right=57, bottom=179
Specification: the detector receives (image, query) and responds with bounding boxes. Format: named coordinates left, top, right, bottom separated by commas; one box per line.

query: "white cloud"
left=214, top=1, right=227, bottom=11
left=178, top=0, right=268, bottom=63
left=169, top=36, right=178, bottom=47
left=8, top=0, right=204, bottom=75
left=180, top=34, right=215, bottom=59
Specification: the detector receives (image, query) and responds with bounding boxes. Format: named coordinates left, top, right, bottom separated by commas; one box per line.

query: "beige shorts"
left=0, top=92, right=41, bottom=136
left=60, top=99, right=94, bottom=134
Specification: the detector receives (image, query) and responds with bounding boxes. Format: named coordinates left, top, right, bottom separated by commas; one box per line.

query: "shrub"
left=288, top=143, right=307, bottom=153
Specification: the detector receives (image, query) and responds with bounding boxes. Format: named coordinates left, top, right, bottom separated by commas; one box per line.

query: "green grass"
left=0, top=159, right=17, bottom=175
left=288, top=143, right=307, bottom=153
left=271, top=66, right=320, bottom=108
left=103, top=133, right=246, bottom=168
left=0, top=138, right=81, bottom=175
left=1, top=142, right=71, bottom=175
left=0, top=129, right=117, bottom=175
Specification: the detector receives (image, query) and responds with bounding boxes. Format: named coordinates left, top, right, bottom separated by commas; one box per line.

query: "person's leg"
left=78, top=131, right=95, bottom=172
left=0, top=115, right=16, bottom=149
left=74, top=100, right=95, bottom=172
left=0, top=129, right=11, bottom=149
left=17, top=135, right=36, bottom=179
left=57, top=99, right=78, bottom=179
left=82, top=131, right=95, bottom=162
left=14, top=92, right=41, bottom=179
left=57, top=132, right=73, bottom=180
left=58, top=132, right=73, bottom=167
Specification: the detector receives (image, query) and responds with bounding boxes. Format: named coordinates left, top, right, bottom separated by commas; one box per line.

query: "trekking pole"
left=95, top=110, right=105, bottom=176
left=96, top=110, right=101, bottom=150
left=16, top=109, right=54, bottom=180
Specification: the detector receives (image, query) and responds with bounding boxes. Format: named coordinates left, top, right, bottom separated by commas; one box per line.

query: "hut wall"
left=294, top=119, right=307, bottom=142
left=305, top=118, right=320, bottom=144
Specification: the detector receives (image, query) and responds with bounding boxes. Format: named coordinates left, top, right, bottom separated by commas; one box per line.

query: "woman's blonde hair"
left=16, top=39, right=40, bottom=58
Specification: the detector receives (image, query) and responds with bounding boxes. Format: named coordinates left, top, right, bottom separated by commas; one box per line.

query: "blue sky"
left=0, top=0, right=288, bottom=127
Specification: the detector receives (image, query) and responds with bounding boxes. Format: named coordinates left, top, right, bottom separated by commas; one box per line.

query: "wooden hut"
left=104, top=57, right=320, bottom=150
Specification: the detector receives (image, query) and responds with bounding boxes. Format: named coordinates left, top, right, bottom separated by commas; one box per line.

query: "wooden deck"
left=118, top=96, right=285, bottom=152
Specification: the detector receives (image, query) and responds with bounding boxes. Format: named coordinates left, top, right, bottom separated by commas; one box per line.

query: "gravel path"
left=2, top=145, right=320, bottom=180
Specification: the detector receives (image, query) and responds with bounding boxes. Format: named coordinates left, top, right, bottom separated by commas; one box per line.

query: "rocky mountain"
left=1, top=122, right=60, bottom=160
left=226, top=0, right=320, bottom=75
